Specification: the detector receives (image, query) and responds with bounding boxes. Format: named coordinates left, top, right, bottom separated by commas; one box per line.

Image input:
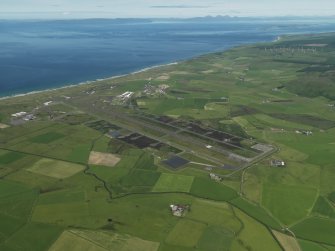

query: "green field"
left=292, top=217, right=335, bottom=245
left=27, top=158, right=85, bottom=179
left=49, top=230, right=160, bottom=251
left=152, top=173, right=194, bottom=193
left=231, top=208, right=282, bottom=251
left=165, top=219, right=206, bottom=247
left=262, top=183, right=318, bottom=225
left=31, top=132, right=65, bottom=143
left=0, top=151, right=24, bottom=165
left=190, top=177, right=238, bottom=201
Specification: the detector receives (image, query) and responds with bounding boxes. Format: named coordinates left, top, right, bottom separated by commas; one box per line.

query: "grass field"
left=50, top=230, right=160, bottom=251
left=37, top=189, right=85, bottom=205
left=121, top=169, right=161, bottom=188
left=312, top=196, right=335, bottom=218
left=230, top=197, right=282, bottom=230
left=0, top=151, right=24, bottom=165
left=4, top=222, right=62, bottom=251
left=49, top=231, right=107, bottom=251
left=262, top=183, right=318, bottom=225
left=30, top=132, right=65, bottom=143
left=231, top=208, right=282, bottom=251
left=190, top=177, right=238, bottom=201
left=298, top=239, right=329, bottom=251
left=152, top=173, right=194, bottom=193
left=292, top=217, right=335, bottom=245
left=67, top=144, right=91, bottom=163
left=187, top=199, right=241, bottom=231
left=165, top=219, right=206, bottom=247
left=198, top=226, right=235, bottom=251
left=0, top=179, right=31, bottom=197
left=27, top=158, right=85, bottom=179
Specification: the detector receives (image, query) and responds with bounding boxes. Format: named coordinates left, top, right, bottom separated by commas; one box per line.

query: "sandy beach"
left=0, top=62, right=178, bottom=101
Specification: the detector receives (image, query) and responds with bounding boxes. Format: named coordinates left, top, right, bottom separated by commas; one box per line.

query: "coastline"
left=0, top=33, right=297, bottom=102
left=0, top=62, right=178, bottom=101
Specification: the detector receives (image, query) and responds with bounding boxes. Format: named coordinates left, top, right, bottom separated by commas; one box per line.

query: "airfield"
left=0, top=33, right=335, bottom=250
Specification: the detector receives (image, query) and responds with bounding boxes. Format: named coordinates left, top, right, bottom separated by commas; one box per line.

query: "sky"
left=1, top=0, right=335, bottom=19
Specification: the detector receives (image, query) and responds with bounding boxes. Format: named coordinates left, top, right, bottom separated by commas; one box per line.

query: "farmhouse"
left=209, top=173, right=222, bottom=182
left=11, top=111, right=27, bottom=117
left=302, top=130, right=313, bottom=136
left=170, top=204, right=189, bottom=217
left=271, top=159, right=286, bottom=168
left=296, top=130, right=313, bottom=136
left=22, top=114, right=36, bottom=121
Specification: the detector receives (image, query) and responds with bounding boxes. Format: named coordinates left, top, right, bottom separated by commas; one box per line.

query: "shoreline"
left=0, top=62, right=178, bottom=101
left=0, top=33, right=302, bottom=101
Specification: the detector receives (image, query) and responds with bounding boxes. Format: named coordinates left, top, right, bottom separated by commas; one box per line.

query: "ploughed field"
left=1, top=33, right=335, bottom=250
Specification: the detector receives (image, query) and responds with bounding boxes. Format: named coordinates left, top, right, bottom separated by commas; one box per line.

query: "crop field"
left=0, top=33, right=335, bottom=250
left=88, top=151, right=121, bottom=167
left=49, top=231, right=107, bottom=251
left=27, top=158, right=85, bottom=179
left=272, top=230, right=301, bottom=251
left=0, top=123, right=9, bottom=129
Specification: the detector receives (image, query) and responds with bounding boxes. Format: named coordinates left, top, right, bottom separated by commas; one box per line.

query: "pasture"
left=0, top=151, right=24, bottom=165
left=49, top=231, right=106, bottom=251
left=165, top=219, right=206, bottom=247
left=49, top=230, right=160, bottom=251
left=31, top=132, right=65, bottom=144
left=292, top=217, right=335, bottom=245
left=152, top=173, right=194, bottom=193
left=262, top=183, right=318, bottom=225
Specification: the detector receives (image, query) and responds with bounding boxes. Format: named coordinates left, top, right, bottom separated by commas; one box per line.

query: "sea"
left=1, top=17, right=335, bottom=97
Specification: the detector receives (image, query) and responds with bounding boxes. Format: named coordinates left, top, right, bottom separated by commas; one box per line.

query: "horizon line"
left=1, top=13, right=335, bottom=20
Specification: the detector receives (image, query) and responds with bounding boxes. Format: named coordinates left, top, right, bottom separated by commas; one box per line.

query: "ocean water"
left=1, top=18, right=335, bottom=97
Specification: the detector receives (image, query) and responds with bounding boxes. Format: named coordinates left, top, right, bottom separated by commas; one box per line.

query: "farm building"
left=296, top=130, right=313, bottom=136
left=271, top=160, right=286, bottom=168
left=11, top=111, right=27, bottom=117
left=209, top=173, right=222, bottom=182
left=302, top=130, right=313, bottom=136
left=170, top=204, right=189, bottom=217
